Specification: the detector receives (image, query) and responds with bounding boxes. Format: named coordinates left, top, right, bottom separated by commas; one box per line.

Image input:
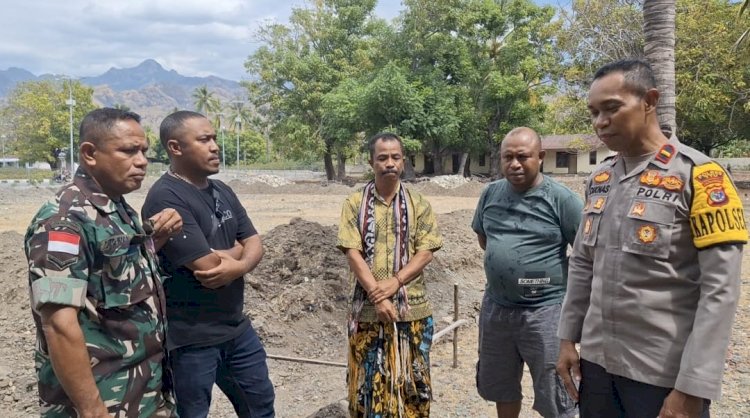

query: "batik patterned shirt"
left=337, top=183, right=443, bottom=322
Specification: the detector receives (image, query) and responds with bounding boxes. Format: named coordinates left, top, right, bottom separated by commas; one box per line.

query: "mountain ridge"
left=0, top=59, right=246, bottom=128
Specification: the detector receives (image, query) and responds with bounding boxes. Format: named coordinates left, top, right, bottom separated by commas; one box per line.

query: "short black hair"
left=593, top=59, right=657, bottom=97
left=79, top=108, right=141, bottom=146
left=367, top=132, right=404, bottom=159
left=159, top=110, right=206, bottom=150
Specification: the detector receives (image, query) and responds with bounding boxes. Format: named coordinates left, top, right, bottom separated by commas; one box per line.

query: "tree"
left=145, top=126, right=168, bottom=163
left=643, top=0, right=677, bottom=134
left=246, top=0, right=381, bottom=180
left=674, top=0, right=750, bottom=153
left=368, top=0, right=556, bottom=177
left=1, top=80, right=95, bottom=169
left=192, top=86, right=221, bottom=118
left=456, top=0, right=557, bottom=176
left=550, top=0, right=750, bottom=154
left=548, top=0, right=644, bottom=135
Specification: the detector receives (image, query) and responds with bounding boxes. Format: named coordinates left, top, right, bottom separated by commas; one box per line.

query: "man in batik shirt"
left=337, top=132, right=443, bottom=417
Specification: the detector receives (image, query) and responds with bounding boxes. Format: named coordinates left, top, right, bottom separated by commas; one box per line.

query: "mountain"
left=0, top=60, right=246, bottom=128
left=0, top=67, right=37, bottom=96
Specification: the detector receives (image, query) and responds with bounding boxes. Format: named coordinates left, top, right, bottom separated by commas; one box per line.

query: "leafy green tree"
left=360, top=0, right=556, bottom=177
left=675, top=0, right=750, bottom=153
left=545, top=0, right=643, bottom=135
left=550, top=0, right=750, bottom=154
left=145, top=126, right=168, bottom=163
left=447, top=0, right=557, bottom=176
left=246, top=0, right=381, bottom=180
left=222, top=129, right=266, bottom=165
left=1, top=80, right=95, bottom=169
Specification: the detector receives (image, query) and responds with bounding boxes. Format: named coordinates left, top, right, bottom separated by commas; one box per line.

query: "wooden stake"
left=453, top=283, right=459, bottom=368
left=267, top=354, right=346, bottom=368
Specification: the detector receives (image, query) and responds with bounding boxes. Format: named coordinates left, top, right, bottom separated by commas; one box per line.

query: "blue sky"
left=0, top=0, right=567, bottom=81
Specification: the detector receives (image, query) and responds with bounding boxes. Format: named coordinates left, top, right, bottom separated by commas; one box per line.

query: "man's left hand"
left=149, top=209, right=183, bottom=240
left=658, top=389, right=705, bottom=418
left=368, top=277, right=401, bottom=305
left=194, top=251, right=244, bottom=289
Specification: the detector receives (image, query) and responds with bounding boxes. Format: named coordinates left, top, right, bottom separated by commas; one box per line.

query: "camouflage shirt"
left=24, top=169, right=169, bottom=418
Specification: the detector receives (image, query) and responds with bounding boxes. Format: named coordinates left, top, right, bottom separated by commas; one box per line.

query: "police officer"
left=556, top=60, right=747, bottom=418
left=24, top=108, right=182, bottom=417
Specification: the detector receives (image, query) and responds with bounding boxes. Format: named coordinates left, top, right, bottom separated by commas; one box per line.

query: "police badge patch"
left=637, top=225, right=657, bottom=244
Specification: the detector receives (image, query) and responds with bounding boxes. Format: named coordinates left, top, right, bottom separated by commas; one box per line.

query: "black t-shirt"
left=142, top=174, right=256, bottom=350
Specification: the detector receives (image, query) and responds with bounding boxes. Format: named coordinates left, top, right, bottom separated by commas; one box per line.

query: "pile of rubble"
left=247, top=174, right=292, bottom=187
left=429, top=175, right=471, bottom=189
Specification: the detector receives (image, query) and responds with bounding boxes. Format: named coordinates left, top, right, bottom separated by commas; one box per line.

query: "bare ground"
left=0, top=174, right=748, bottom=417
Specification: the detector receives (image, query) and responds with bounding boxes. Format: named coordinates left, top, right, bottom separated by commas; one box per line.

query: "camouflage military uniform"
left=24, top=169, right=171, bottom=418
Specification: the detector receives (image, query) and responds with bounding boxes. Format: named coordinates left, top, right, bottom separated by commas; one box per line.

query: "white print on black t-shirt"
left=217, top=209, right=233, bottom=225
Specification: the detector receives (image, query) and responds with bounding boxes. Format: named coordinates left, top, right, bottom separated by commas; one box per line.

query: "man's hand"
left=374, top=299, right=398, bottom=323
left=556, top=339, right=581, bottom=402
left=148, top=209, right=183, bottom=250
left=368, top=277, right=401, bottom=305
left=658, top=390, right=705, bottom=418
left=194, top=251, right=244, bottom=289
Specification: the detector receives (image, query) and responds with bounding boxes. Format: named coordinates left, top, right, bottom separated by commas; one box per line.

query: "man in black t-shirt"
left=142, top=111, right=274, bottom=418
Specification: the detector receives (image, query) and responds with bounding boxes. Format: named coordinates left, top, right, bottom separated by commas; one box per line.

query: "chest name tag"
left=518, top=277, right=551, bottom=286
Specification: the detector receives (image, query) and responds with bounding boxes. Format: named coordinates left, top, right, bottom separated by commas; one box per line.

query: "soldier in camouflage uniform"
left=24, top=108, right=183, bottom=418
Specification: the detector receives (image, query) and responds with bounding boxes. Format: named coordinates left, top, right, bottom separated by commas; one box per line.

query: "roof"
left=541, top=134, right=606, bottom=151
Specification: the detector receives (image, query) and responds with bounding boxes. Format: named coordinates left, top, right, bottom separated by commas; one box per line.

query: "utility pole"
left=235, top=116, right=241, bottom=166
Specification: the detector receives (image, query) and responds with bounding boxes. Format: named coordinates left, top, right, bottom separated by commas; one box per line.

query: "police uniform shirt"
left=558, top=136, right=747, bottom=400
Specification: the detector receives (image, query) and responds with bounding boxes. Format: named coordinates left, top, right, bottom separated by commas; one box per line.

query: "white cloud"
left=0, top=0, right=403, bottom=80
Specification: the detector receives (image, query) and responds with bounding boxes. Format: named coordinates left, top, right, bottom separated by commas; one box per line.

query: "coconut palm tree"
left=643, top=0, right=676, bottom=134
left=227, top=100, right=253, bottom=132
left=192, top=86, right=220, bottom=117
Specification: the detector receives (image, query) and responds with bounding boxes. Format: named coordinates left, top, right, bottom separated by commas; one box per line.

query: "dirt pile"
left=247, top=218, right=350, bottom=359
left=0, top=232, right=39, bottom=416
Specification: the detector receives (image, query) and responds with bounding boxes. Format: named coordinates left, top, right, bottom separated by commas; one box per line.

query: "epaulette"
left=602, top=153, right=619, bottom=163
left=676, top=143, right=712, bottom=166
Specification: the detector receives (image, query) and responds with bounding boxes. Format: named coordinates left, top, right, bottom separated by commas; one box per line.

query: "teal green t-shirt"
left=471, top=176, right=583, bottom=307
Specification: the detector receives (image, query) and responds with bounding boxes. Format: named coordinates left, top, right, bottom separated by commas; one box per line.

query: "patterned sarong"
left=348, top=316, right=434, bottom=418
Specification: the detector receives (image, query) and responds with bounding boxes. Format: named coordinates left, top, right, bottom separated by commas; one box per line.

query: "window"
left=589, top=151, right=597, bottom=165
left=478, top=154, right=486, bottom=167
left=556, top=152, right=570, bottom=168
left=409, top=155, right=416, bottom=166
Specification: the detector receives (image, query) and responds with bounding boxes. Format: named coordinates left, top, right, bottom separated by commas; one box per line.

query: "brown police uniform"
left=559, top=136, right=747, bottom=400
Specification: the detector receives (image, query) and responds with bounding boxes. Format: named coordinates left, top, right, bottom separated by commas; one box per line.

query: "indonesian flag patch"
left=47, top=231, right=80, bottom=255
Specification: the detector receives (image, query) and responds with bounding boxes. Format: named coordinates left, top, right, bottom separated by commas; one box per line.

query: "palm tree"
left=227, top=100, right=253, bottom=132
left=643, top=0, right=676, bottom=134
left=192, top=86, right=220, bottom=117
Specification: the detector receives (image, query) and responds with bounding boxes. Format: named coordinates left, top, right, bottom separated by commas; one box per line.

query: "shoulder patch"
left=690, top=162, right=748, bottom=249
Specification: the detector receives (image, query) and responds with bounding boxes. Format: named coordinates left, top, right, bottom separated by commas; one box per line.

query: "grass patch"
left=0, top=168, right=53, bottom=182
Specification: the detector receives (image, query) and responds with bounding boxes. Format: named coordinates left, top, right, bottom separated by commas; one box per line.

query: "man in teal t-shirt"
left=472, top=127, right=582, bottom=418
